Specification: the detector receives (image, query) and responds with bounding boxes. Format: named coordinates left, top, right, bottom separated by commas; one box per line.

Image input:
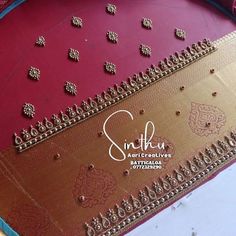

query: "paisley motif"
left=188, top=102, right=226, bottom=137
left=73, top=166, right=117, bottom=208
left=6, top=204, right=50, bottom=236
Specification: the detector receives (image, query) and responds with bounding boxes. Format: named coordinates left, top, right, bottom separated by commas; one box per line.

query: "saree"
left=0, top=31, right=236, bottom=236
left=0, top=1, right=236, bottom=235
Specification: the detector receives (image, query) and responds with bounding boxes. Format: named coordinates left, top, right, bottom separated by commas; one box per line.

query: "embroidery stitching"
left=188, top=102, right=226, bottom=137
left=73, top=166, right=117, bottom=208
left=13, top=39, right=216, bottom=152
left=84, top=132, right=236, bottom=235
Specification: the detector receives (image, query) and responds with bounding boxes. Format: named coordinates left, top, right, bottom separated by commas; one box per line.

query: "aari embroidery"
left=84, top=132, right=236, bottom=236
left=188, top=102, right=226, bottom=137
left=13, top=39, right=216, bottom=152
left=73, top=166, right=117, bottom=208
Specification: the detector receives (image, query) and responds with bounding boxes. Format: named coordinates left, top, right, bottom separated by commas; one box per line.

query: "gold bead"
left=54, top=153, right=61, bottom=160
left=123, top=169, right=130, bottom=176
left=176, top=111, right=180, bottom=116
left=210, top=69, right=215, bottom=74
left=79, top=195, right=85, bottom=202
left=180, top=86, right=185, bottom=91
left=139, top=109, right=145, bottom=115
left=212, top=92, right=217, bottom=97
left=88, top=164, right=95, bottom=170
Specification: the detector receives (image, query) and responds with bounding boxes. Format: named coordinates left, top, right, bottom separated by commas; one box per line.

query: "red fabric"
left=0, top=0, right=235, bottom=150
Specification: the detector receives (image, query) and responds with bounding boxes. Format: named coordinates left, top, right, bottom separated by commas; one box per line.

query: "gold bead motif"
left=68, top=48, right=79, bottom=62
left=106, top=3, right=117, bottom=15
left=79, top=195, right=85, bottom=202
left=123, top=169, right=130, bottom=176
left=71, top=16, right=83, bottom=28
left=139, top=109, right=145, bottom=115
left=54, top=153, right=61, bottom=160
left=212, top=92, right=217, bottom=97
left=35, top=36, right=46, bottom=47
left=88, top=164, right=95, bottom=170
left=140, top=44, right=151, bottom=57
left=104, top=61, right=116, bottom=74
left=210, top=68, right=215, bottom=74
left=180, top=86, right=185, bottom=91
left=22, top=103, right=35, bottom=118
left=142, top=18, right=152, bottom=29
left=175, top=28, right=186, bottom=40
left=28, top=66, right=40, bottom=80
left=107, top=31, right=118, bottom=43
left=176, top=111, right=181, bottom=116
left=64, top=81, right=77, bottom=96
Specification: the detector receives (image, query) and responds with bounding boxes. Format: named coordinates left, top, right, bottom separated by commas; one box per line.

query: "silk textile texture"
left=0, top=32, right=236, bottom=235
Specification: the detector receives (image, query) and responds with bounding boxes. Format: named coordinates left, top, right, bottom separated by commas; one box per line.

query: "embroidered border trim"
left=84, top=131, right=236, bottom=236
left=214, top=30, right=236, bottom=46
left=14, top=38, right=216, bottom=152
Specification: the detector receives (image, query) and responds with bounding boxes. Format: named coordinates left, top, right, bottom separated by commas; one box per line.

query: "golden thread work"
left=14, top=38, right=216, bottom=152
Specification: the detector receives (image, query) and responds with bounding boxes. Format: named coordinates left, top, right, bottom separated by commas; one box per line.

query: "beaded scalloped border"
left=214, top=30, right=236, bottom=46
left=13, top=38, right=216, bottom=152
left=84, top=131, right=236, bottom=236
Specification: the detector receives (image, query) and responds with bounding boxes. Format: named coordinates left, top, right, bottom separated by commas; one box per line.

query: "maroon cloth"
left=217, top=0, right=236, bottom=14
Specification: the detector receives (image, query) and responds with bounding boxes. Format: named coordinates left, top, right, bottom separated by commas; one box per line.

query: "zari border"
left=84, top=131, right=236, bottom=236
left=14, top=38, right=217, bottom=152
left=214, top=30, right=236, bottom=46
